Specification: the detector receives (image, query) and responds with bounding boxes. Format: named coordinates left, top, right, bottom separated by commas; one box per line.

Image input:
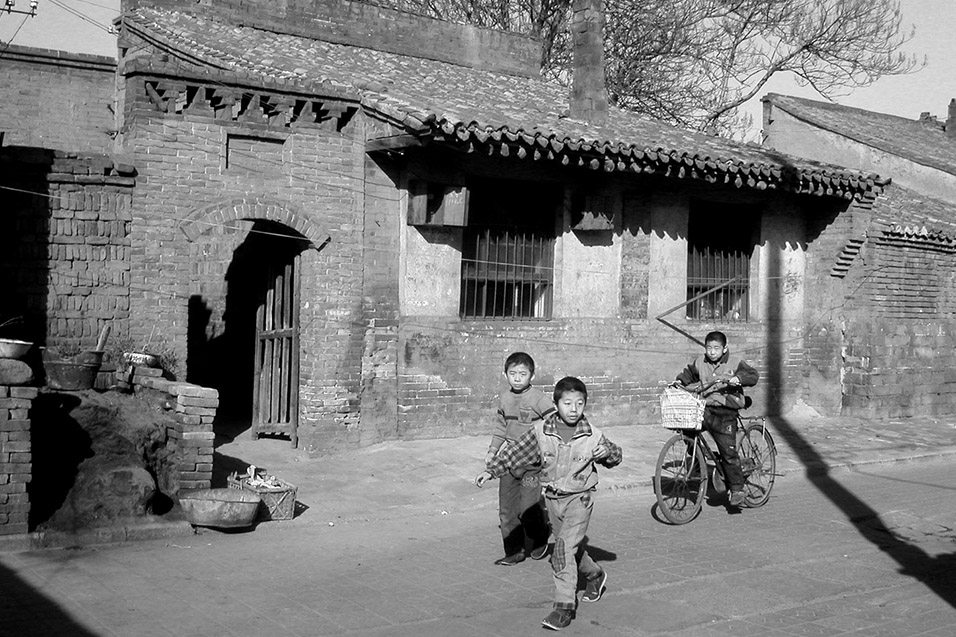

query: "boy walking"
left=486, top=352, right=555, bottom=566
left=675, top=330, right=758, bottom=507
left=476, top=376, right=622, bottom=631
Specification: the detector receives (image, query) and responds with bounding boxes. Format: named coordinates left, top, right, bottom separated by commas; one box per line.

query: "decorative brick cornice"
left=876, top=224, right=956, bottom=253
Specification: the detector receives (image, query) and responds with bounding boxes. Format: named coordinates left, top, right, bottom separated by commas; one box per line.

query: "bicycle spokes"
left=740, top=424, right=776, bottom=508
left=654, top=435, right=706, bottom=524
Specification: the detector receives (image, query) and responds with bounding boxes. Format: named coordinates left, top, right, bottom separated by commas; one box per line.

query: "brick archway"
left=178, top=197, right=330, bottom=249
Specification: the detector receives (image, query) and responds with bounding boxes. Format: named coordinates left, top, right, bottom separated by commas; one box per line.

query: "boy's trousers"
left=545, top=488, right=602, bottom=610
left=499, top=470, right=549, bottom=556
left=703, top=406, right=743, bottom=490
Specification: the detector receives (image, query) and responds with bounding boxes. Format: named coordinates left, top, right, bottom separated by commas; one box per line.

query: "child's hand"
left=475, top=471, right=493, bottom=487
left=592, top=442, right=609, bottom=460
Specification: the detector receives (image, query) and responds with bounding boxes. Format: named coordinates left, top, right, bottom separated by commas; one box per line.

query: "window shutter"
left=407, top=181, right=469, bottom=227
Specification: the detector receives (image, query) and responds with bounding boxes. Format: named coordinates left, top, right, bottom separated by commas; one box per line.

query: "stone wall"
left=0, top=45, right=116, bottom=154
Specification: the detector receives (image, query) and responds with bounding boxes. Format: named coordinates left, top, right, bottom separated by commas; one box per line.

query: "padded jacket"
left=676, top=348, right=758, bottom=410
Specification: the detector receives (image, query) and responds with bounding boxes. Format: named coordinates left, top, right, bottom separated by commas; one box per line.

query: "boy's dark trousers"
left=499, top=469, right=549, bottom=556
left=702, top=406, right=743, bottom=491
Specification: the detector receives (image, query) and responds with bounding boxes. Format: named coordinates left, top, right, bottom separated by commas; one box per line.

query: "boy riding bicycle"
left=674, top=331, right=758, bottom=507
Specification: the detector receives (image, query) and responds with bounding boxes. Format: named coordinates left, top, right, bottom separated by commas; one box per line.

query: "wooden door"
left=251, top=255, right=300, bottom=447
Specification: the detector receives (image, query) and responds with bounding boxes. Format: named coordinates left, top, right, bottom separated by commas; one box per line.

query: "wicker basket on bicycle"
left=659, top=385, right=705, bottom=430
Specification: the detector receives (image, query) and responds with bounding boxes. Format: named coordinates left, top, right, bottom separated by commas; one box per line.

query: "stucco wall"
left=763, top=107, right=956, bottom=207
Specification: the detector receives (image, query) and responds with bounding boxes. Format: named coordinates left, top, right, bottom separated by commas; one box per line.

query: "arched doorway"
left=214, top=220, right=309, bottom=447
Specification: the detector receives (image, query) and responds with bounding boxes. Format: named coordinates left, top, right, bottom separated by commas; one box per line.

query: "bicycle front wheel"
left=739, top=423, right=776, bottom=508
left=654, top=432, right=707, bottom=525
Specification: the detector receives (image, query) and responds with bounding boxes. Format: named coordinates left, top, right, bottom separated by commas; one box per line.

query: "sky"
left=1, top=0, right=954, bottom=130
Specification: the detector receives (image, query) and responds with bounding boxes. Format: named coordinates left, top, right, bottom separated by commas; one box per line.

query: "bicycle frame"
left=686, top=416, right=772, bottom=488
left=654, top=412, right=777, bottom=524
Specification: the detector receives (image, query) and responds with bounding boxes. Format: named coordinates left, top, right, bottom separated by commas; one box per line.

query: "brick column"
left=124, top=367, right=217, bottom=492
left=0, top=386, right=37, bottom=536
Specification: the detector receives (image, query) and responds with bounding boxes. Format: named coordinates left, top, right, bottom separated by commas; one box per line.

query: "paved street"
left=2, top=457, right=955, bottom=636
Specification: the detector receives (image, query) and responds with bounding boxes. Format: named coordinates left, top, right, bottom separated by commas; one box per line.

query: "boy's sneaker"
left=728, top=489, right=745, bottom=507
left=581, top=570, right=608, bottom=603
left=530, top=544, right=550, bottom=560
left=541, top=609, right=574, bottom=631
left=494, top=552, right=526, bottom=566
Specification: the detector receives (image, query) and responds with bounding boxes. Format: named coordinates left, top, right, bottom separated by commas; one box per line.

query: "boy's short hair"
left=704, top=331, right=727, bottom=347
left=504, top=351, right=535, bottom=373
left=553, top=376, right=588, bottom=403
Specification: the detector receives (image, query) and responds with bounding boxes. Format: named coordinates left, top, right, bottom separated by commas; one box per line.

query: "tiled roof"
left=764, top=93, right=956, bottom=177
left=872, top=183, right=956, bottom=238
left=122, top=8, right=883, bottom=199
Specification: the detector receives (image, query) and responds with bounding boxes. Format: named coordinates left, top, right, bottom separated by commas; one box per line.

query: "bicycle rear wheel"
left=739, top=423, right=776, bottom=508
left=654, top=433, right=707, bottom=524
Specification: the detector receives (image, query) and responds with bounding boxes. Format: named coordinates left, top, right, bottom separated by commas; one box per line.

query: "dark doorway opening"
left=189, top=220, right=308, bottom=446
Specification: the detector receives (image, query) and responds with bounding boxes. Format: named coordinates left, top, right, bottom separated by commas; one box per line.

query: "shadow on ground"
left=0, top=561, right=98, bottom=637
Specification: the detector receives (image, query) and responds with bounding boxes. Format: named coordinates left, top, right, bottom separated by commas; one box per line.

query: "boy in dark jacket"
left=675, top=331, right=758, bottom=507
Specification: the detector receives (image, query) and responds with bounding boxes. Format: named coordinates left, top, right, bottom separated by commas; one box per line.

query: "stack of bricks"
left=0, top=386, right=36, bottom=536
left=124, top=366, right=217, bottom=493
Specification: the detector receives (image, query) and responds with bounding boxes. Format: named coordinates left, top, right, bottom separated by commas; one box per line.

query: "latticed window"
left=460, top=180, right=557, bottom=319
left=686, top=202, right=758, bottom=322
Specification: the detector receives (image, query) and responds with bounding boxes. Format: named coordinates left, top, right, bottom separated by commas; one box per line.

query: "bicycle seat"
left=743, top=396, right=753, bottom=409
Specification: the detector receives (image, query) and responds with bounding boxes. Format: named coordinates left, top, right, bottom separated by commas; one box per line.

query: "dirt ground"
left=28, top=388, right=181, bottom=532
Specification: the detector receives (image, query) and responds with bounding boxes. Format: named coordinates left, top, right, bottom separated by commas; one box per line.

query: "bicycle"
left=653, top=382, right=777, bottom=525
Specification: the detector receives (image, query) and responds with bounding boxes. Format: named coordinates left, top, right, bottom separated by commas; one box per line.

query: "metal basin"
left=178, top=488, right=262, bottom=528
left=0, top=338, right=32, bottom=360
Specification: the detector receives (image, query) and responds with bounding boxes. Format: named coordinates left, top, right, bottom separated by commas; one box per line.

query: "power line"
left=0, top=15, right=29, bottom=59
left=48, top=0, right=114, bottom=33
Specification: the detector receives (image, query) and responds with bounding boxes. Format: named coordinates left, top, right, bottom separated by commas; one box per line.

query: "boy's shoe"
left=494, top=552, right=526, bottom=566
left=581, top=569, right=608, bottom=603
left=530, top=544, right=550, bottom=560
left=541, top=609, right=574, bottom=631
left=728, top=489, right=745, bottom=507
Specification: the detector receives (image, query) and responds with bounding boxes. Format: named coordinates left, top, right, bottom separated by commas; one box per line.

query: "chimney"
left=570, top=0, right=608, bottom=126
left=948, top=99, right=956, bottom=138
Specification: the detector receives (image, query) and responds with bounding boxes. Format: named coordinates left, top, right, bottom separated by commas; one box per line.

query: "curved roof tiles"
left=123, top=7, right=884, bottom=199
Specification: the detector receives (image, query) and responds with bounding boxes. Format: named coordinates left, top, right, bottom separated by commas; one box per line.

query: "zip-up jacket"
left=676, top=348, right=758, bottom=410
left=486, top=413, right=622, bottom=495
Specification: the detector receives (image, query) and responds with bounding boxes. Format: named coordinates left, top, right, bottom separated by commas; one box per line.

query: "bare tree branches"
left=375, top=0, right=921, bottom=137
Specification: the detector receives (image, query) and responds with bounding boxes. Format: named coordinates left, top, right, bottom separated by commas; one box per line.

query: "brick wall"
left=0, top=148, right=134, bottom=349
left=842, top=320, right=956, bottom=418
left=0, top=45, right=115, bottom=154
left=120, top=62, right=371, bottom=454
left=120, top=366, right=216, bottom=492
left=121, top=0, right=540, bottom=78
left=397, top=318, right=781, bottom=439
left=800, top=185, right=956, bottom=417
left=0, top=387, right=35, bottom=536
